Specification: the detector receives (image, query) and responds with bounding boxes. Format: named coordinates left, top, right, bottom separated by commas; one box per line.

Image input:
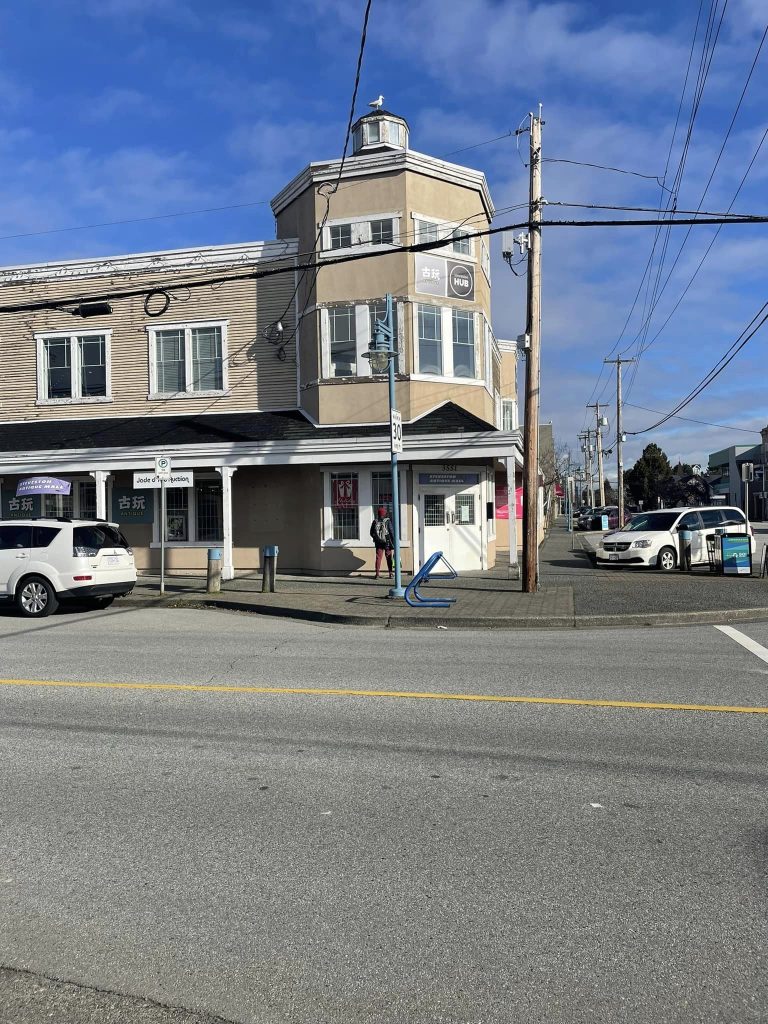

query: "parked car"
left=576, top=507, right=597, bottom=530
left=596, top=505, right=754, bottom=571
left=0, top=519, right=136, bottom=617
left=589, top=506, right=631, bottom=530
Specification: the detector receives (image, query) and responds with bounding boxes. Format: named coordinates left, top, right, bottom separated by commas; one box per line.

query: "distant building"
left=708, top=430, right=767, bottom=519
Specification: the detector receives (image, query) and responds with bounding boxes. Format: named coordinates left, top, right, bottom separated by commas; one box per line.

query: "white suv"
left=597, top=506, right=754, bottom=571
left=0, top=519, right=136, bottom=617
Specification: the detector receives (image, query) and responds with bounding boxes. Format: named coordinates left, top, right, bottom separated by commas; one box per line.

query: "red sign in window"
left=332, top=477, right=358, bottom=508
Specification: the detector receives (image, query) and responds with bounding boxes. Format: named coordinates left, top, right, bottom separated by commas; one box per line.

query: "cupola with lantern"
left=351, top=95, right=409, bottom=155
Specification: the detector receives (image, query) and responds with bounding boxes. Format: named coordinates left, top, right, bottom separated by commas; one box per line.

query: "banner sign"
left=112, top=488, right=154, bottom=524
left=2, top=494, right=41, bottom=519
left=332, top=476, right=358, bottom=508
left=721, top=534, right=751, bottom=575
left=419, top=473, right=480, bottom=486
left=414, top=254, right=475, bottom=301
left=516, top=487, right=524, bottom=519
left=16, top=476, right=71, bottom=496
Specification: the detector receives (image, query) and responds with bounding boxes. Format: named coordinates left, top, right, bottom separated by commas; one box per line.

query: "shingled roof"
left=1, top=403, right=498, bottom=454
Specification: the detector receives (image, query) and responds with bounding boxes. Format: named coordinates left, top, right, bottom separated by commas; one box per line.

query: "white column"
left=217, top=467, right=237, bottom=581
left=90, top=471, right=110, bottom=520
left=505, top=457, right=520, bottom=579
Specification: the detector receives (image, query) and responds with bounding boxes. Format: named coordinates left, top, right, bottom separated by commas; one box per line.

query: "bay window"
left=417, top=304, right=443, bottom=375
left=452, top=309, right=475, bottom=377
left=415, top=304, right=481, bottom=380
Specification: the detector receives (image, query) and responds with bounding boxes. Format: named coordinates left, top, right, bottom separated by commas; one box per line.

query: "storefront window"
left=372, top=470, right=403, bottom=539
left=330, top=472, right=359, bottom=541
left=196, top=482, right=223, bottom=542
left=166, top=488, right=189, bottom=541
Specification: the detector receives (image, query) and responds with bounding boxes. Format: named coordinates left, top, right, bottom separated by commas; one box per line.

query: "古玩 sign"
left=2, top=494, right=41, bottom=519
left=112, top=488, right=154, bottom=524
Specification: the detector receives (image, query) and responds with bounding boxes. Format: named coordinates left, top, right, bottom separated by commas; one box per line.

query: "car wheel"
left=16, top=575, right=59, bottom=618
left=657, top=546, right=677, bottom=572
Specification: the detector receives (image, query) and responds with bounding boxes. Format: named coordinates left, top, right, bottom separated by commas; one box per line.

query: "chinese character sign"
left=332, top=477, right=358, bottom=509
left=2, top=494, right=41, bottom=518
left=111, top=488, right=154, bottom=524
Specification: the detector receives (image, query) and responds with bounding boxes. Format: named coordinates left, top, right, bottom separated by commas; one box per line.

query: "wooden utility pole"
left=586, top=402, right=608, bottom=506
left=604, top=357, right=635, bottom=526
left=522, top=107, right=543, bottom=594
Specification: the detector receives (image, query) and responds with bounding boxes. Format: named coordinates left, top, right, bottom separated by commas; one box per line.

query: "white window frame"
left=39, top=477, right=98, bottom=518
left=501, top=399, right=518, bottom=431
left=35, top=330, right=113, bottom=406
left=411, top=212, right=476, bottom=262
left=322, top=468, right=409, bottom=548
left=147, top=319, right=228, bottom=400
left=480, top=238, right=491, bottom=283
left=320, top=212, right=402, bottom=258
left=412, top=303, right=484, bottom=384
left=320, top=301, right=404, bottom=379
left=150, top=474, right=224, bottom=548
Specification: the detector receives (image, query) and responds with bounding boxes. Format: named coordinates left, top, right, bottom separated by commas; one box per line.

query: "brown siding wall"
left=0, top=260, right=298, bottom=422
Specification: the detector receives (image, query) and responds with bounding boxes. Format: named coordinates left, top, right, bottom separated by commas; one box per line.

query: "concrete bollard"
left=678, top=530, right=692, bottom=572
left=207, top=547, right=222, bottom=593
left=262, top=544, right=279, bottom=593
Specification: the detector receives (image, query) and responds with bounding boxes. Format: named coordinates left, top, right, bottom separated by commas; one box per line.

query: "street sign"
left=741, top=463, right=754, bottom=482
left=133, top=471, right=193, bottom=489
left=391, top=410, right=403, bottom=454
left=155, top=455, right=172, bottom=479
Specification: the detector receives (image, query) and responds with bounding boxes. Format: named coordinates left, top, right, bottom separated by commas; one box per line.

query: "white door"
left=420, top=490, right=483, bottom=571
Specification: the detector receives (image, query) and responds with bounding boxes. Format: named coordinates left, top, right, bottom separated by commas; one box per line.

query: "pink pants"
left=375, top=547, right=393, bottom=575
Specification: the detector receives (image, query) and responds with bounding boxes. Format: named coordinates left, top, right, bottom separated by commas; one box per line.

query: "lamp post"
left=364, top=293, right=405, bottom=598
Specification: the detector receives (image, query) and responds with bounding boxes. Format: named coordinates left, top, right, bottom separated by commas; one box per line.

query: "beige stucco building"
left=0, top=107, right=523, bottom=577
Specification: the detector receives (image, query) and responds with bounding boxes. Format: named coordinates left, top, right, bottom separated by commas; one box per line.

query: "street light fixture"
left=363, top=293, right=405, bottom=599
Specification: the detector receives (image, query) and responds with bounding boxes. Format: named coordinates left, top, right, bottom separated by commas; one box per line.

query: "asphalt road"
left=0, top=606, right=767, bottom=1023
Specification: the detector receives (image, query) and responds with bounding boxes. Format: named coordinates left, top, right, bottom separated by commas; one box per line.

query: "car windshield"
left=73, top=524, right=130, bottom=550
left=625, top=512, right=680, bottom=532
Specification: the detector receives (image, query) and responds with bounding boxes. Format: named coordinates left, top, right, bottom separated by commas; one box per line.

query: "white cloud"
left=85, top=88, right=153, bottom=122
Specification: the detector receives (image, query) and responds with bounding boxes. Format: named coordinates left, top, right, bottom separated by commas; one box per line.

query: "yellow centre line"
left=0, top=677, right=765, bottom=715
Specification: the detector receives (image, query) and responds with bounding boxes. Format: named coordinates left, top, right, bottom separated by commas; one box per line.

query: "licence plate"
left=105, top=555, right=120, bottom=566
left=609, top=553, right=619, bottom=561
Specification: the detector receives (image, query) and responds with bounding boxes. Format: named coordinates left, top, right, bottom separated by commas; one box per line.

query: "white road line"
left=715, top=625, right=768, bottom=667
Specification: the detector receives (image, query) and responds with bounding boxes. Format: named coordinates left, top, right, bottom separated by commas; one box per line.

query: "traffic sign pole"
left=160, top=479, right=166, bottom=596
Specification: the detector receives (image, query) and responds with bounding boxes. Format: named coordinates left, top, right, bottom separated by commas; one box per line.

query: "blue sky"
left=0, top=0, right=766, bottom=471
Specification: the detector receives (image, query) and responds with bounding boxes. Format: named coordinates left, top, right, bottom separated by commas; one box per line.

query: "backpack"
left=374, top=517, right=391, bottom=544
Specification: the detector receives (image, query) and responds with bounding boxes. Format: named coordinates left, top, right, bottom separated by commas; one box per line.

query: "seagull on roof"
left=368, top=95, right=384, bottom=110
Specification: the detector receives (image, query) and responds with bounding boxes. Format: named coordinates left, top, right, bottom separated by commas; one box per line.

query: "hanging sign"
left=133, top=471, right=193, bottom=489
left=16, top=476, right=71, bottom=496
left=332, top=477, right=357, bottom=508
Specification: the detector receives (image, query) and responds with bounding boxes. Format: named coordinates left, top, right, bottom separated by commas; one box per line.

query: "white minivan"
left=0, top=519, right=136, bottom=617
left=597, top=506, right=754, bottom=571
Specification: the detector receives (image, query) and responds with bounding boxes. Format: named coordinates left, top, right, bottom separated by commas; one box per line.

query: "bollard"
left=262, top=544, right=279, bottom=593
left=678, top=529, right=692, bottom=572
left=207, top=548, right=222, bottom=593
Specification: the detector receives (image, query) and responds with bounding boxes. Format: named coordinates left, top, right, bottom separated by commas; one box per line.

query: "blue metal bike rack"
left=404, top=551, right=458, bottom=608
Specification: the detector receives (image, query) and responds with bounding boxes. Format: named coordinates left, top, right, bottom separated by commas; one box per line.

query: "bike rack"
left=404, top=551, right=458, bottom=608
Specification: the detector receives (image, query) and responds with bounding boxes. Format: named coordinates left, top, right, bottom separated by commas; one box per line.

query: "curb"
left=119, top=593, right=768, bottom=629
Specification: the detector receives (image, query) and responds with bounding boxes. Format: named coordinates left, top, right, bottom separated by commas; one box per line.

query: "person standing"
left=370, top=505, right=395, bottom=578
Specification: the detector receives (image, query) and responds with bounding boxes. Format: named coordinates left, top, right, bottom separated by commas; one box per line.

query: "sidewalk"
left=121, top=522, right=768, bottom=628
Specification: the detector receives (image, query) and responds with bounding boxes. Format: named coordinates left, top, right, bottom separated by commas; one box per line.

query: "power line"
left=628, top=299, right=768, bottom=435
left=580, top=0, right=709, bottom=425
left=625, top=403, right=763, bottom=434
left=543, top=159, right=671, bottom=191
left=443, top=130, right=513, bottom=158
left=2, top=213, right=767, bottom=316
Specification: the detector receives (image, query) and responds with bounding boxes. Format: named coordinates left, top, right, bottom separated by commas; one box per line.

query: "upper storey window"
left=36, top=331, right=112, bottom=405
left=413, top=214, right=476, bottom=260
left=147, top=320, right=227, bottom=399
left=321, top=214, right=401, bottom=256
